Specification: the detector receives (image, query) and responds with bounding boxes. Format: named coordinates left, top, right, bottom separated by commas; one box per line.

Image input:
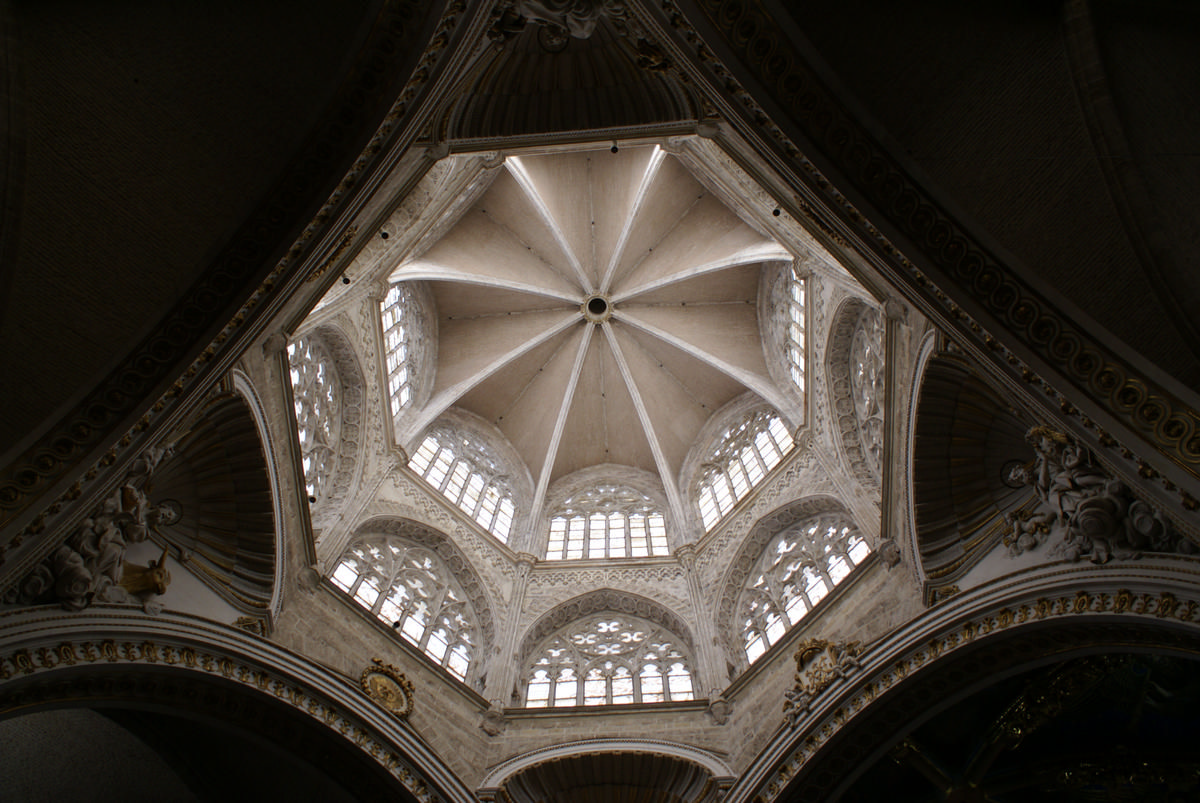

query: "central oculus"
left=582, top=294, right=611, bottom=323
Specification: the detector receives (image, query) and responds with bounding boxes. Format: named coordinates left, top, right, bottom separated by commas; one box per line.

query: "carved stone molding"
left=0, top=613, right=470, bottom=803
left=678, top=0, right=1200, bottom=502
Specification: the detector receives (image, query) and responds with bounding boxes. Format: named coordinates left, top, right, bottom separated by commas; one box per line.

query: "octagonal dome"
left=387, top=141, right=817, bottom=530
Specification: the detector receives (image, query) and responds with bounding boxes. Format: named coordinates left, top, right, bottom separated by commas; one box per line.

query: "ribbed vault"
left=393, top=142, right=796, bottom=533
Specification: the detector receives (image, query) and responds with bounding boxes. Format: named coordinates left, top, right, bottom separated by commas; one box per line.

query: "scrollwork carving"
left=1004, top=426, right=1195, bottom=563
left=783, top=638, right=863, bottom=726
left=5, top=448, right=179, bottom=612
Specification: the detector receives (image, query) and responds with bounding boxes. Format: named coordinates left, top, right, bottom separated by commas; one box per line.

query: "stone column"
left=483, top=552, right=536, bottom=706
left=675, top=544, right=729, bottom=697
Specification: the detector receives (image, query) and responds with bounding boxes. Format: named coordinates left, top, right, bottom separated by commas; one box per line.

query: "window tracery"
left=738, top=514, right=870, bottom=663
left=381, top=283, right=417, bottom=421
left=330, top=535, right=477, bottom=680
left=409, top=426, right=517, bottom=543
left=287, top=336, right=339, bottom=503
left=850, top=308, right=885, bottom=478
left=545, top=484, right=669, bottom=560
left=785, top=267, right=806, bottom=392
left=523, top=613, right=695, bottom=708
left=696, top=409, right=795, bottom=532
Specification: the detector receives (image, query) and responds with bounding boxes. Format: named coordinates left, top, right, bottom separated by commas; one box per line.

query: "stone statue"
left=5, top=447, right=180, bottom=611
left=1004, top=426, right=1193, bottom=563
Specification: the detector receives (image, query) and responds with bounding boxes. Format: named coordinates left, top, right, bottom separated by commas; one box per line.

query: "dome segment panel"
left=603, top=150, right=707, bottom=293
left=589, top=146, right=662, bottom=292
left=504, top=152, right=596, bottom=291
left=610, top=192, right=784, bottom=302
left=410, top=200, right=581, bottom=299
left=468, top=166, right=586, bottom=290
left=553, top=332, right=657, bottom=482
left=454, top=327, right=579, bottom=429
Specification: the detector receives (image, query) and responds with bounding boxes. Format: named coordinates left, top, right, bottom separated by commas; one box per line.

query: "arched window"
left=409, top=426, right=517, bottom=543
left=545, top=484, right=669, bottom=560
left=287, top=336, right=339, bottom=503
left=696, top=409, right=794, bottom=532
left=738, top=514, right=870, bottom=663
left=785, top=267, right=806, bottom=392
left=330, top=535, right=477, bottom=680
left=381, top=283, right=417, bottom=420
left=851, top=307, right=885, bottom=478
left=523, top=613, right=695, bottom=708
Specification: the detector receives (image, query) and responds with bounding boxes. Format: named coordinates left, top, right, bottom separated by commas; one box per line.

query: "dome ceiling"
left=391, top=143, right=803, bottom=525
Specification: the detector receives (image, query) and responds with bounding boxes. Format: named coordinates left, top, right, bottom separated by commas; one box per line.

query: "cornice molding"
left=662, top=0, right=1200, bottom=509
left=0, top=0, right=464, bottom=578
left=0, top=608, right=476, bottom=803
left=727, top=556, right=1200, bottom=802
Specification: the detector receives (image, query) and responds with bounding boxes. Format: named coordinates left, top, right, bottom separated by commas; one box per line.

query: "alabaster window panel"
left=739, top=514, right=871, bottom=663
left=523, top=613, right=695, bottom=708
left=696, top=409, right=795, bottom=532
left=545, top=483, right=669, bottom=561
left=330, top=536, right=478, bottom=680
left=381, top=283, right=417, bottom=421
left=409, top=426, right=517, bottom=543
left=851, top=307, right=885, bottom=479
left=287, top=336, right=340, bottom=503
left=785, top=268, right=807, bottom=393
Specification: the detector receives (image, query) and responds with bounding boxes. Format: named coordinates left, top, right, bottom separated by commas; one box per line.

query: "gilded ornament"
left=360, top=658, right=416, bottom=719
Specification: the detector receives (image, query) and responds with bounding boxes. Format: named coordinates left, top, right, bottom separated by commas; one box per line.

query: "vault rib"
left=527, top=325, right=595, bottom=538
left=602, top=321, right=689, bottom=531
left=399, top=313, right=580, bottom=447
left=506, top=156, right=593, bottom=294
left=599, top=145, right=667, bottom=295
left=390, top=261, right=580, bottom=304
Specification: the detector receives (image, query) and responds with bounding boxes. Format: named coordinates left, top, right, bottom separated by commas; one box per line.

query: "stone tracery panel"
left=329, top=517, right=496, bottom=687
left=715, top=495, right=863, bottom=666
left=516, top=589, right=697, bottom=709
left=287, top=323, right=365, bottom=530
left=826, top=299, right=884, bottom=490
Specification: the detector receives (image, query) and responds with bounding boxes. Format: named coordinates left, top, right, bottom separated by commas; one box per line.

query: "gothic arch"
left=349, top=516, right=498, bottom=657
left=715, top=495, right=854, bottom=664
left=739, top=562, right=1200, bottom=803
left=477, top=737, right=734, bottom=797
left=0, top=610, right=474, bottom=803
left=825, top=297, right=884, bottom=491
left=517, top=588, right=695, bottom=670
